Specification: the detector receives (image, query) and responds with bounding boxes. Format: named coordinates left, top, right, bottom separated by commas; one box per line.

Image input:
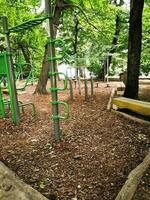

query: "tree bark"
left=73, top=13, right=80, bottom=79
left=34, top=44, right=49, bottom=94
left=18, top=42, right=31, bottom=72
left=34, top=0, right=66, bottom=94
left=124, top=0, right=144, bottom=99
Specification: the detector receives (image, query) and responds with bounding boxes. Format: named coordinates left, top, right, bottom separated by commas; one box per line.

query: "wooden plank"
left=112, top=97, right=150, bottom=116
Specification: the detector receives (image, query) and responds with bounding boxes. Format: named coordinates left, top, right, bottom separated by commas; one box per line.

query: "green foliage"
left=0, top=0, right=46, bottom=77
left=141, top=5, right=150, bottom=75
left=0, top=0, right=149, bottom=77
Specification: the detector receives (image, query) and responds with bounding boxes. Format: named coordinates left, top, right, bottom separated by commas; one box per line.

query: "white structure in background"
left=57, top=63, right=92, bottom=79
left=36, top=0, right=45, bottom=13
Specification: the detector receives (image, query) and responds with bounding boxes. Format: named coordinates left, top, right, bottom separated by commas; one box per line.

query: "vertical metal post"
left=45, top=0, right=61, bottom=140
left=106, top=54, right=109, bottom=87
left=0, top=86, right=5, bottom=118
left=69, top=78, right=74, bottom=101
left=90, top=75, right=94, bottom=96
left=84, top=68, right=88, bottom=100
left=78, top=75, right=81, bottom=95
left=2, top=16, right=20, bottom=124
left=77, top=68, right=81, bottom=95
left=104, top=63, right=106, bottom=82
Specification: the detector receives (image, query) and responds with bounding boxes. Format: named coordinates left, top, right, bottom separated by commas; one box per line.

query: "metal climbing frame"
left=0, top=86, right=5, bottom=118
left=15, top=62, right=36, bottom=91
left=0, top=49, right=20, bottom=123
left=45, top=0, right=69, bottom=140
left=0, top=0, right=69, bottom=139
left=0, top=51, right=36, bottom=122
left=1, top=14, right=39, bottom=123
left=9, top=16, right=48, bottom=33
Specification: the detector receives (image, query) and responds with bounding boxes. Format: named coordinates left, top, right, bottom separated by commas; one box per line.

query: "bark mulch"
left=0, top=82, right=149, bottom=200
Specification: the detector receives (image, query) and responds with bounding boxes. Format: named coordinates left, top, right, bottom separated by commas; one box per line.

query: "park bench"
left=112, top=97, right=150, bottom=117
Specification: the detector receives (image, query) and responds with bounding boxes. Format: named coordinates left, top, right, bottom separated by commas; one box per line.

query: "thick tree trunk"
left=35, top=0, right=66, bottom=94
left=124, top=0, right=144, bottom=99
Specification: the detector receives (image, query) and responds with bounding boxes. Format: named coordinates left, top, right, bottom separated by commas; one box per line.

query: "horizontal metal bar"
left=9, top=15, right=48, bottom=33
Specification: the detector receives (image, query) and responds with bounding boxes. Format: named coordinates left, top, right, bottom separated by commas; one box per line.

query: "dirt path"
left=0, top=81, right=149, bottom=200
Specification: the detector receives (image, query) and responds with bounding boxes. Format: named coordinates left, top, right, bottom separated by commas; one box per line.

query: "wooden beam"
left=112, top=97, right=150, bottom=116
left=115, top=150, right=150, bottom=200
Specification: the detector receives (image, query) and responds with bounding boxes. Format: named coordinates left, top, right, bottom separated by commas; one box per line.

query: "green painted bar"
left=0, top=86, right=5, bottom=118
left=9, top=16, right=48, bottom=33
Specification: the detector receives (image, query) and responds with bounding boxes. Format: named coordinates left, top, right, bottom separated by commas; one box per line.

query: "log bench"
left=112, top=97, right=150, bottom=117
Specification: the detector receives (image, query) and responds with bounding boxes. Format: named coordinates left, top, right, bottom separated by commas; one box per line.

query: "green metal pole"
left=2, top=16, right=20, bottom=124
left=0, top=86, right=5, bottom=118
left=45, top=0, right=61, bottom=140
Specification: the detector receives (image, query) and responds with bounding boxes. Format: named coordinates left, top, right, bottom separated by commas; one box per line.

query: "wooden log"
left=0, top=161, right=48, bottom=200
left=115, top=150, right=150, bottom=200
left=107, top=88, right=117, bottom=110
left=112, top=97, right=150, bottom=116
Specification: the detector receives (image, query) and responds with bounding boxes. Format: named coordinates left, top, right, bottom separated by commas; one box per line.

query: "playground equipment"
left=65, top=65, right=94, bottom=101
left=0, top=48, right=20, bottom=123
left=90, top=75, right=94, bottom=96
left=112, top=97, right=150, bottom=117
left=83, top=68, right=88, bottom=100
left=46, top=0, right=69, bottom=140
left=67, top=66, right=74, bottom=101
left=83, top=67, right=94, bottom=100
left=0, top=0, right=69, bottom=140
left=105, top=53, right=110, bottom=87
left=0, top=52, right=36, bottom=122
left=69, top=78, right=74, bottom=101
left=14, top=61, right=36, bottom=91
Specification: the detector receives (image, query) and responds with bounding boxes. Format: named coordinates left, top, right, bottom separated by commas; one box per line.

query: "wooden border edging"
left=115, top=150, right=150, bottom=200
left=107, top=88, right=117, bottom=110
left=112, top=110, right=150, bottom=125
left=0, top=162, right=48, bottom=200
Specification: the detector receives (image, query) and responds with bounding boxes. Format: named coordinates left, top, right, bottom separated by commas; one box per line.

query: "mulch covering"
left=0, top=82, right=149, bottom=200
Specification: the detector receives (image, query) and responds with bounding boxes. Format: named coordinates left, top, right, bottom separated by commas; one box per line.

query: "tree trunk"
left=101, top=14, right=121, bottom=80
left=34, top=44, right=49, bottom=94
left=34, top=0, right=66, bottom=94
left=73, top=13, right=80, bottom=79
left=19, top=42, right=31, bottom=71
left=124, top=0, right=144, bottom=99
left=99, top=0, right=124, bottom=80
